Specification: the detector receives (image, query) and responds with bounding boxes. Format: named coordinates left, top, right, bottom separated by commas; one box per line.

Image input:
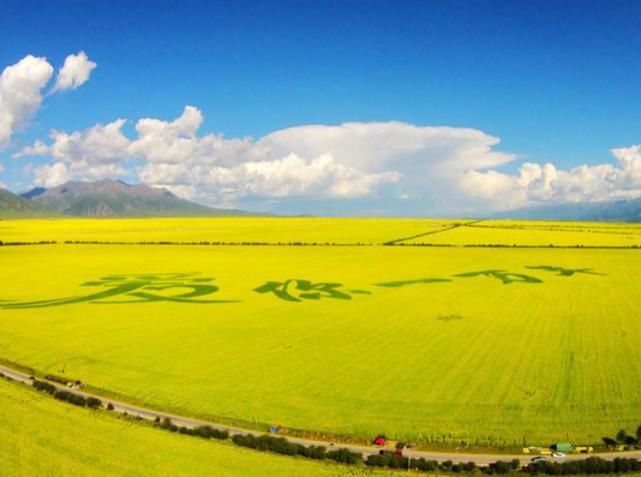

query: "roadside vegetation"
left=0, top=377, right=400, bottom=477
left=6, top=372, right=641, bottom=476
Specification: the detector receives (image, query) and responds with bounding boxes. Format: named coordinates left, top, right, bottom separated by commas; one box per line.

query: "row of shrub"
left=231, top=433, right=362, bottom=465
left=62, top=240, right=371, bottom=247
left=366, top=455, right=641, bottom=476
left=366, top=455, right=517, bottom=474
left=32, top=379, right=101, bottom=408
left=524, top=457, right=641, bottom=475
left=32, top=379, right=56, bottom=394
left=0, top=241, right=57, bottom=246
left=155, top=417, right=228, bottom=440
left=366, top=454, right=435, bottom=471
left=602, top=427, right=641, bottom=448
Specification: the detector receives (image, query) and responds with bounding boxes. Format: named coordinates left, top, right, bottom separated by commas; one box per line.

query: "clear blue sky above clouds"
left=2, top=0, right=641, bottom=215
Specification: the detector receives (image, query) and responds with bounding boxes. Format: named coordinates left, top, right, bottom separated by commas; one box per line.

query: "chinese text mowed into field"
left=0, top=218, right=640, bottom=447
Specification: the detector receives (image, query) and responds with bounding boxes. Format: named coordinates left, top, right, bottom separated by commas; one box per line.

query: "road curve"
left=1, top=363, right=640, bottom=466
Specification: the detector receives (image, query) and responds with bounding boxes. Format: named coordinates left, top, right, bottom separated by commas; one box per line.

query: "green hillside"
left=29, top=179, right=250, bottom=218
left=0, top=189, right=54, bottom=219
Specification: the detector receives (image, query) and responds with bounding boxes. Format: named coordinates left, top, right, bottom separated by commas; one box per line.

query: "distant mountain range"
left=0, top=179, right=251, bottom=218
left=4, top=179, right=641, bottom=221
left=0, top=188, right=54, bottom=218
left=495, top=198, right=641, bottom=222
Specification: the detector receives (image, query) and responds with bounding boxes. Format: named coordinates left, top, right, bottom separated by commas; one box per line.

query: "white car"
left=552, top=452, right=566, bottom=458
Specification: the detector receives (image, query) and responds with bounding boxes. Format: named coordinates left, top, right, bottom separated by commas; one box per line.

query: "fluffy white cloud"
left=20, top=106, right=407, bottom=205
left=0, top=55, right=54, bottom=149
left=129, top=106, right=257, bottom=167
left=32, top=162, right=71, bottom=188
left=15, top=118, right=131, bottom=182
left=139, top=152, right=400, bottom=204
left=130, top=108, right=513, bottom=207
left=53, top=51, right=97, bottom=92
left=0, top=52, right=96, bottom=151
left=460, top=145, right=641, bottom=210
left=17, top=104, right=641, bottom=214
left=13, top=139, right=50, bottom=157
left=260, top=122, right=513, bottom=173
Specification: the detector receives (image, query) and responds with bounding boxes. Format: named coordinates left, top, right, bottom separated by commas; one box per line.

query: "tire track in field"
left=383, top=219, right=486, bottom=246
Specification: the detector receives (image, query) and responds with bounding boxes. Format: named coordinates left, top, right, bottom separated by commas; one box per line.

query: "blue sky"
left=2, top=0, right=641, bottom=215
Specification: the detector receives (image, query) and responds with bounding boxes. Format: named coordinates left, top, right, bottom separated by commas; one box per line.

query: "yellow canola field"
left=405, top=221, right=641, bottom=247
left=1, top=232, right=640, bottom=446
left=0, top=217, right=453, bottom=244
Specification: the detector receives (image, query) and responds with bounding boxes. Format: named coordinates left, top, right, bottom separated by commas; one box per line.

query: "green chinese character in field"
left=1, top=273, right=238, bottom=309
left=454, top=269, right=543, bottom=284
left=374, top=277, right=451, bottom=288
left=253, top=279, right=370, bottom=302
left=525, top=265, right=605, bottom=277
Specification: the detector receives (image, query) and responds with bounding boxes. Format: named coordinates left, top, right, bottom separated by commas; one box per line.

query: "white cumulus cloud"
left=0, top=55, right=54, bottom=150
left=53, top=51, right=97, bottom=92
left=459, top=145, right=641, bottom=211
left=32, top=162, right=71, bottom=188
left=130, top=108, right=513, bottom=208
left=0, top=52, right=96, bottom=152
left=15, top=118, right=131, bottom=182
left=18, top=104, right=641, bottom=215
left=19, top=106, right=407, bottom=206
left=13, top=106, right=519, bottom=212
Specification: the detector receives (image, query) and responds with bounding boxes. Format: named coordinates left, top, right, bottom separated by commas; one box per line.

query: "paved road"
left=2, top=363, right=641, bottom=466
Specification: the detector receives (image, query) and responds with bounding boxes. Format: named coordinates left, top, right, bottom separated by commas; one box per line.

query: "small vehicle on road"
left=552, top=452, right=566, bottom=458
left=531, top=456, right=547, bottom=462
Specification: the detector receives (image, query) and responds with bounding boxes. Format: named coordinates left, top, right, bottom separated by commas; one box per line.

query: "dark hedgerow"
left=86, top=396, right=102, bottom=408
left=486, top=459, right=520, bottom=475
left=300, top=445, right=326, bottom=460
left=326, top=447, right=362, bottom=465
left=366, top=454, right=409, bottom=469
left=525, top=457, right=641, bottom=475
left=53, top=390, right=72, bottom=401
left=68, top=394, right=86, bottom=407
left=412, top=458, right=439, bottom=472
left=230, top=433, right=350, bottom=462
left=32, top=379, right=56, bottom=395
left=159, top=417, right=172, bottom=430
left=192, top=426, right=228, bottom=440
left=51, top=389, right=85, bottom=406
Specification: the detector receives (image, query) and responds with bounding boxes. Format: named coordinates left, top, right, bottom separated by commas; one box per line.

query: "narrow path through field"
left=2, top=362, right=640, bottom=466
left=384, top=219, right=486, bottom=245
